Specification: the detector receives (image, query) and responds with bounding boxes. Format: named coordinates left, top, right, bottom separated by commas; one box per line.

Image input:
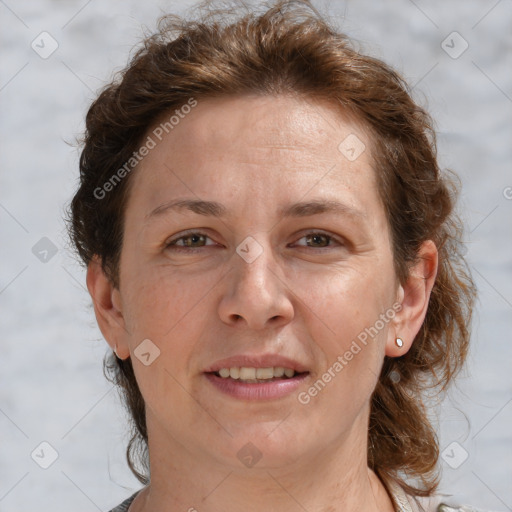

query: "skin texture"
left=87, top=94, right=438, bottom=512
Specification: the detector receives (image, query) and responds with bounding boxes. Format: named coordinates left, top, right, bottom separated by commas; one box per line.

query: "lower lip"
left=204, top=372, right=310, bottom=400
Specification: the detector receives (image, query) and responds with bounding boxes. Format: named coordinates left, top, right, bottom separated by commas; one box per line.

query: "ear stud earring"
left=395, top=337, right=404, bottom=348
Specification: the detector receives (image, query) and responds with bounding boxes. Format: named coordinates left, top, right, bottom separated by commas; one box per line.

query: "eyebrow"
left=146, top=197, right=366, bottom=222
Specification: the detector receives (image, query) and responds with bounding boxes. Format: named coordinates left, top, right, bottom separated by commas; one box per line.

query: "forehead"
left=151, top=93, right=368, bottom=158
left=127, top=93, right=381, bottom=219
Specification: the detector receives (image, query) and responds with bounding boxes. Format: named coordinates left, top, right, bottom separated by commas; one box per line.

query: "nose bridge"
left=219, top=233, right=293, bottom=328
left=233, top=233, right=278, bottom=301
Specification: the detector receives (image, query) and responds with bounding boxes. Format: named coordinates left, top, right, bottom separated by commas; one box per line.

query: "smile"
left=204, top=369, right=310, bottom=400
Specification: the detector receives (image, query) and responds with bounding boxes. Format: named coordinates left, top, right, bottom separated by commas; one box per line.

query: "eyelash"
left=164, top=230, right=343, bottom=253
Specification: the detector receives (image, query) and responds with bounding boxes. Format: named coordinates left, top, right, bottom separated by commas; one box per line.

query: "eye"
left=293, top=231, right=342, bottom=249
left=165, top=231, right=217, bottom=252
left=164, top=230, right=343, bottom=254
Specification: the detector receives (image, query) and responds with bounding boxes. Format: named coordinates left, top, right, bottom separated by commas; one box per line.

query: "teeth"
left=239, top=367, right=256, bottom=380
left=274, top=367, right=285, bottom=377
left=216, top=366, right=298, bottom=380
left=229, top=367, right=240, bottom=379
left=256, top=367, right=274, bottom=379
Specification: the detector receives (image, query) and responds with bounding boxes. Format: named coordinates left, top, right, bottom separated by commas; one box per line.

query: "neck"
left=131, top=413, right=395, bottom=512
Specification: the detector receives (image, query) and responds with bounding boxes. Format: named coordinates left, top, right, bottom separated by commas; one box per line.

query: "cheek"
left=302, top=276, right=388, bottom=415
left=300, top=265, right=394, bottom=405
left=305, top=266, right=391, bottom=346
left=122, top=271, right=211, bottom=416
left=121, top=265, right=216, bottom=336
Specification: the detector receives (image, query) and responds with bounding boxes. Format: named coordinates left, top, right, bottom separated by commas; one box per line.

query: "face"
left=107, top=94, right=403, bottom=469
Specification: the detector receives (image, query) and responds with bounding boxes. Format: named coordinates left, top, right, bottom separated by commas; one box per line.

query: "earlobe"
left=86, top=256, right=131, bottom=360
left=385, top=240, right=438, bottom=357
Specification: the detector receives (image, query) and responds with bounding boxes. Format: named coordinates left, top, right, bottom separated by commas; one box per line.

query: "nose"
left=217, top=237, right=294, bottom=330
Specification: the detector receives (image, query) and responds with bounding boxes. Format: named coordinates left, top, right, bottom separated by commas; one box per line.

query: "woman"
left=67, top=1, right=480, bottom=510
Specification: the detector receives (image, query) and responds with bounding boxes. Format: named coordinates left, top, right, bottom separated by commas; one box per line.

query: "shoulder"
left=108, top=486, right=498, bottom=512
left=107, top=490, right=141, bottom=512
left=410, top=491, right=500, bottom=512
left=387, top=478, right=497, bottom=512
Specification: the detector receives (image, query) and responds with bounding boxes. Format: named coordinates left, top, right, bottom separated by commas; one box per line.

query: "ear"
left=86, top=256, right=131, bottom=360
left=386, top=240, right=438, bottom=357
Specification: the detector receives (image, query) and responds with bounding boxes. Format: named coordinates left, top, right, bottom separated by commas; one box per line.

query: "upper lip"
left=204, top=354, right=309, bottom=373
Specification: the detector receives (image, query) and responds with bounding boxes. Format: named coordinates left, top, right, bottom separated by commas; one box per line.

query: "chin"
left=211, top=428, right=308, bottom=470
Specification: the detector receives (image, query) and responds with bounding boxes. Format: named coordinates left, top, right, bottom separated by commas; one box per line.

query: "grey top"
left=108, top=490, right=139, bottom=512
left=107, top=483, right=495, bottom=512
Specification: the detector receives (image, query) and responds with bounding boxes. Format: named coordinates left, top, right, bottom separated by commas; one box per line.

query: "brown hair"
left=67, top=0, right=476, bottom=496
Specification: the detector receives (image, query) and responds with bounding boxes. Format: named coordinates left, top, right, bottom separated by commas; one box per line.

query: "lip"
left=204, top=371, right=310, bottom=400
left=204, top=354, right=310, bottom=373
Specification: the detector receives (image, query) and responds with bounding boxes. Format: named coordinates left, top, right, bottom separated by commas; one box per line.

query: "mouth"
left=207, top=366, right=309, bottom=383
left=203, top=360, right=311, bottom=400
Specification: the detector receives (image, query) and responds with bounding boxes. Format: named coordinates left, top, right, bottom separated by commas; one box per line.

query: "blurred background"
left=1, top=0, right=511, bottom=510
